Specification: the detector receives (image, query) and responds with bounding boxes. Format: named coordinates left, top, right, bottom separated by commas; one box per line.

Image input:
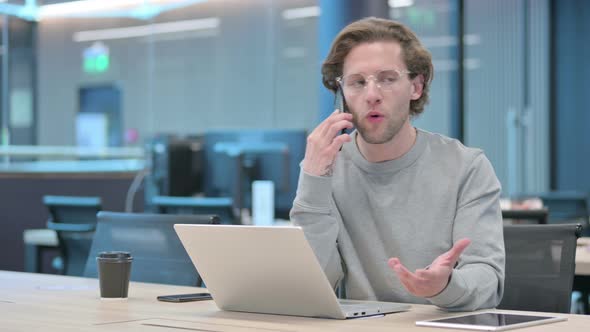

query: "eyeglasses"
left=336, top=69, right=412, bottom=94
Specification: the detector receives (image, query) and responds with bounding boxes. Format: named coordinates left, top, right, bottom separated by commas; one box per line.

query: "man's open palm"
left=388, top=238, right=471, bottom=298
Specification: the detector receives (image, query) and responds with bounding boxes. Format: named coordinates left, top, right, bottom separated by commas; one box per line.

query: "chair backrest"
left=83, top=211, right=220, bottom=286
left=498, top=223, right=582, bottom=313
left=151, top=195, right=237, bottom=225
left=43, top=195, right=102, bottom=276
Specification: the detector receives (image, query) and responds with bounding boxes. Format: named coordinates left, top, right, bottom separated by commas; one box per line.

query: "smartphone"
left=334, top=87, right=352, bottom=138
left=334, top=86, right=349, bottom=114
left=157, top=293, right=213, bottom=303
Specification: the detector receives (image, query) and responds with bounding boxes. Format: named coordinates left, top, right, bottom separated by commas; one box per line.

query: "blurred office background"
left=0, top=0, right=589, bottom=273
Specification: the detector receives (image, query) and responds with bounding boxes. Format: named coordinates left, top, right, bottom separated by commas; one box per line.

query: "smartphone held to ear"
left=334, top=86, right=348, bottom=114
left=157, top=292, right=213, bottom=303
left=334, top=87, right=353, bottom=137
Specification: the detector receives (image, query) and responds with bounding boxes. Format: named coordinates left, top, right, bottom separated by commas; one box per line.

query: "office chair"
left=83, top=211, right=220, bottom=286
left=498, top=223, right=582, bottom=313
left=43, top=195, right=102, bottom=276
left=151, top=195, right=237, bottom=225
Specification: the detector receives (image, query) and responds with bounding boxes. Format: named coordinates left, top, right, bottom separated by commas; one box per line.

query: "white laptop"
left=174, top=224, right=410, bottom=319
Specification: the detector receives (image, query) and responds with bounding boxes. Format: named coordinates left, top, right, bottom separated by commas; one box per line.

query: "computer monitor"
left=203, top=129, right=306, bottom=219
left=145, top=134, right=204, bottom=200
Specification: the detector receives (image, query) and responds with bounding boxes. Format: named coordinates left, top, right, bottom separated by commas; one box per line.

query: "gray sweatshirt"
left=290, top=129, right=505, bottom=311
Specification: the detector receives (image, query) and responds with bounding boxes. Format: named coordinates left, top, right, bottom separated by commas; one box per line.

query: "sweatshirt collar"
left=343, top=128, right=426, bottom=174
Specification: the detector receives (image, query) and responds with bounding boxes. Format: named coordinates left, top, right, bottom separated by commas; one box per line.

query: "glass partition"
left=390, top=0, right=459, bottom=138
left=22, top=0, right=318, bottom=149
left=0, top=0, right=552, bottom=193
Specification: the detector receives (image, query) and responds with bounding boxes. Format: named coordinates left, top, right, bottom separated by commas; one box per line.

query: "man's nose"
left=365, top=79, right=382, bottom=105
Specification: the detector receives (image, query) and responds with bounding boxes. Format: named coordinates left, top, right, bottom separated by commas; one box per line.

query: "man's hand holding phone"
left=302, top=110, right=353, bottom=177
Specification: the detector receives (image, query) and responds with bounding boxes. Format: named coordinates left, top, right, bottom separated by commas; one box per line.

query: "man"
left=290, top=17, right=504, bottom=311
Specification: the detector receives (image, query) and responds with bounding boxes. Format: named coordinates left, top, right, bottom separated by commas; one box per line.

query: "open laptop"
left=174, top=224, right=410, bottom=319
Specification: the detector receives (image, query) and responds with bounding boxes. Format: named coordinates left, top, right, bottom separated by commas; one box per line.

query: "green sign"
left=84, top=54, right=110, bottom=73
left=83, top=42, right=110, bottom=74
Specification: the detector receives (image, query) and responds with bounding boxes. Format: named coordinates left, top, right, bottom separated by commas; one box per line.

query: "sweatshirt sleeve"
left=427, top=153, right=505, bottom=311
left=289, top=167, right=344, bottom=290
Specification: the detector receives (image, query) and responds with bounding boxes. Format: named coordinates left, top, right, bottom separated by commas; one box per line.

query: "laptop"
left=174, top=224, right=410, bottom=319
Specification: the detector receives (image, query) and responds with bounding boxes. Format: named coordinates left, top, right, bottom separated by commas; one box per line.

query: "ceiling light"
left=73, top=17, right=220, bottom=42
left=388, top=0, right=414, bottom=8
left=0, top=0, right=206, bottom=20
left=281, top=6, right=320, bottom=20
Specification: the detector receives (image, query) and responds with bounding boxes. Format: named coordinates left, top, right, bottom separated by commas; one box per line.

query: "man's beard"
left=353, top=112, right=408, bottom=144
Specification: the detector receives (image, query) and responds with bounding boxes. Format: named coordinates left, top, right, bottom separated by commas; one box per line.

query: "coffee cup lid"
left=97, top=251, right=132, bottom=261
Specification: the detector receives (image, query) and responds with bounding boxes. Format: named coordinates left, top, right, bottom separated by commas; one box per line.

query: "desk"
left=502, top=209, right=549, bottom=224
left=2, top=271, right=589, bottom=331
left=1, top=170, right=144, bottom=272
left=577, top=237, right=590, bottom=276
left=575, top=238, right=590, bottom=313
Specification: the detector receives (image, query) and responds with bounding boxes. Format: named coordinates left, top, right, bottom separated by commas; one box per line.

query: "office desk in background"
left=2, top=271, right=590, bottom=331
left=575, top=238, right=590, bottom=314
left=0, top=159, right=145, bottom=273
left=578, top=238, right=590, bottom=276
left=501, top=208, right=549, bottom=224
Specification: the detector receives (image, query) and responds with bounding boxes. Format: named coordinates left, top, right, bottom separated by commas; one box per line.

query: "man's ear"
left=411, top=74, right=425, bottom=100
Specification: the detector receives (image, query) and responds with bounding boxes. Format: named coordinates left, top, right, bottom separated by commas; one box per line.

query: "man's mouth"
left=366, top=111, right=385, bottom=122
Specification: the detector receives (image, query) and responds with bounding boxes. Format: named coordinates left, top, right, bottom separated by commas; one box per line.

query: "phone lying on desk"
left=157, top=293, right=213, bottom=303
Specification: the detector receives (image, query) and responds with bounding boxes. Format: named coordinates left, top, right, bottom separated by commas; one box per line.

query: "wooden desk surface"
left=1, top=271, right=589, bottom=331
left=577, top=237, right=590, bottom=276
